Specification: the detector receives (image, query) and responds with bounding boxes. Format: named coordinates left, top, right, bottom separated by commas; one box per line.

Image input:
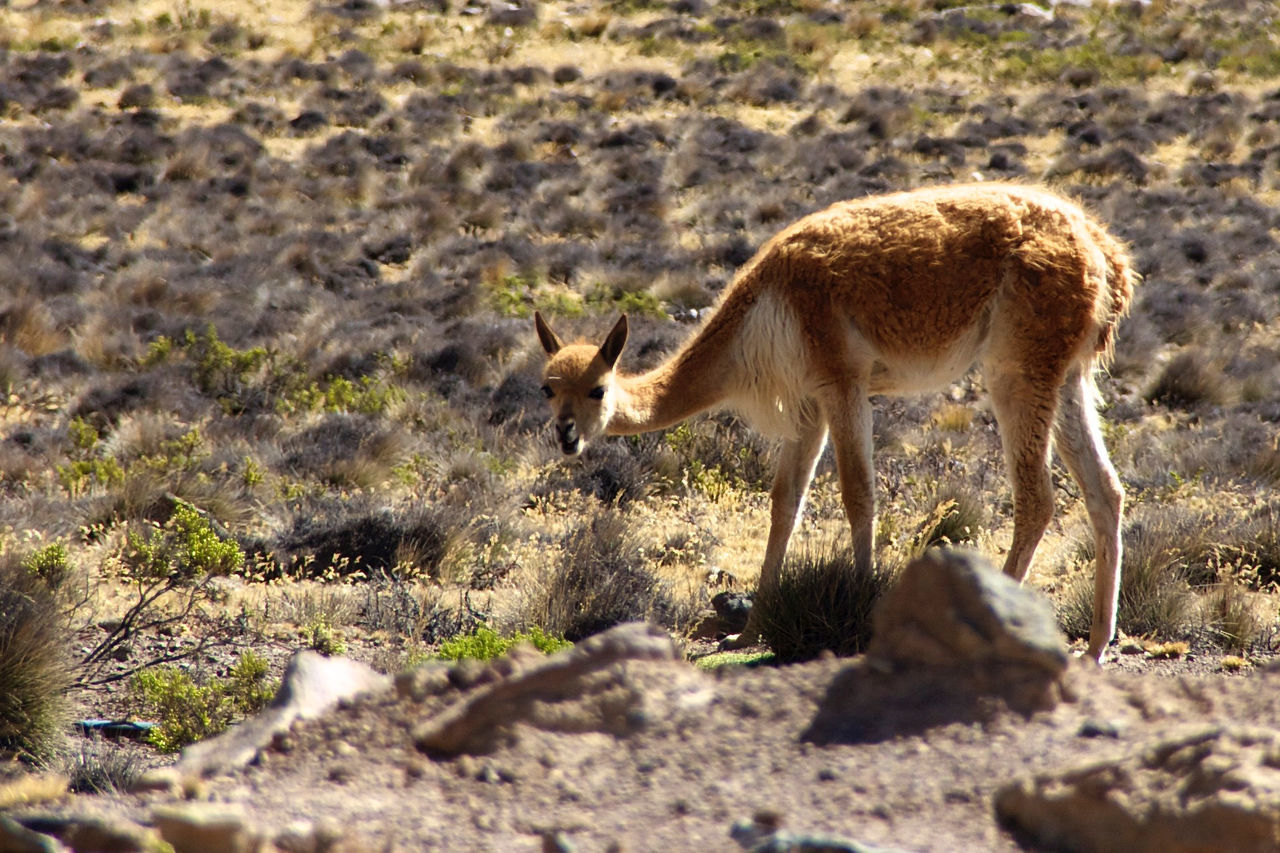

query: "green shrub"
left=185, top=325, right=270, bottom=398
left=78, top=502, right=245, bottom=684
left=57, top=417, right=125, bottom=496
left=124, top=502, right=244, bottom=582
left=128, top=651, right=276, bottom=753
left=21, top=542, right=71, bottom=590
left=437, top=625, right=571, bottom=662
left=660, top=419, right=773, bottom=497
left=281, top=375, right=406, bottom=416
left=56, top=457, right=126, bottom=496
left=1, top=553, right=72, bottom=761
left=304, top=617, right=348, bottom=656
left=753, top=547, right=895, bottom=663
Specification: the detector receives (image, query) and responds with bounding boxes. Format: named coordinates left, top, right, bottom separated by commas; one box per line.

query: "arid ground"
left=2, top=0, right=1280, bottom=849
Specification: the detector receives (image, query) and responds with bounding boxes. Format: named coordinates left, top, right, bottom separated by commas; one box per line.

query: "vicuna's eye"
left=541, top=385, right=554, bottom=399
left=587, top=386, right=606, bottom=400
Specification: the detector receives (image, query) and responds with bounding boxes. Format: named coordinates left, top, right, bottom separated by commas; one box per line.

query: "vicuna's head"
left=534, top=312, right=628, bottom=456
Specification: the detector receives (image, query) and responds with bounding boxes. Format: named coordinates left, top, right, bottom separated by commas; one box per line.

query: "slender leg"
left=985, top=367, right=1058, bottom=583
left=724, top=417, right=827, bottom=649
left=1053, top=369, right=1124, bottom=662
left=822, top=386, right=875, bottom=575
left=760, top=418, right=829, bottom=590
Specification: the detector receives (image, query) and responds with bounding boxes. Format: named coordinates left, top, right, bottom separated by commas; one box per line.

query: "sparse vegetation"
left=77, top=502, right=245, bottom=685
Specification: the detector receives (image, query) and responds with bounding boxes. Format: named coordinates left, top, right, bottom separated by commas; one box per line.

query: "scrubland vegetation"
left=2, top=0, right=1280, bottom=768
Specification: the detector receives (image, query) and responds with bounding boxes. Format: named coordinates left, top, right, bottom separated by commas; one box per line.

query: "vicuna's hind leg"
left=985, top=369, right=1058, bottom=584
left=1053, top=368, right=1124, bottom=662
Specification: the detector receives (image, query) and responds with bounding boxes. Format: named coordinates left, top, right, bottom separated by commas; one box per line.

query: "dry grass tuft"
left=535, top=512, right=695, bottom=642
left=913, top=484, right=986, bottom=552
left=0, top=294, right=65, bottom=357
left=61, top=737, right=144, bottom=794
left=1060, top=506, right=1200, bottom=642
left=1198, top=580, right=1266, bottom=652
left=0, top=773, right=69, bottom=809
left=0, top=551, right=72, bottom=762
left=753, top=546, right=896, bottom=663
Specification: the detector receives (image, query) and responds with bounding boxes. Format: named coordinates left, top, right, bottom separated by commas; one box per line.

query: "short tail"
left=1087, top=220, right=1139, bottom=367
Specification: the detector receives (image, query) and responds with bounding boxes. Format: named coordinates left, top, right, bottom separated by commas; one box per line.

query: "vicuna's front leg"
left=725, top=420, right=828, bottom=648
left=760, top=420, right=829, bottom=588
left=822, top=389, right=875, bottom=574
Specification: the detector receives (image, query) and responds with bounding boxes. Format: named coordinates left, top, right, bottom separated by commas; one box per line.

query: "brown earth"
left=17, top=631, right=1280, bottom=852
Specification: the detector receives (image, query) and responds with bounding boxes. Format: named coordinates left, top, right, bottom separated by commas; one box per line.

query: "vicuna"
left=535, top=183, right=1136, bottom=661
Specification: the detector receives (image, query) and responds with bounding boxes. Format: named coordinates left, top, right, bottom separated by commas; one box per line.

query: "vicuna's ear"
left=534, top=311, right=563, bottom=356
left=600, top=314, right=628, bottom=368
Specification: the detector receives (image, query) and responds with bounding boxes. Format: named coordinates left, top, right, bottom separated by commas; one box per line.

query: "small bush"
left=437, top=625, right=571, bottom=662
left=659, top=417, right=774, bottom=497
left=0, top=553, right=72, bottom=761
left=21, top=542, right=71, bottom=590
left=276, top=501, right=468, bottom=582
left=77, top=502, right=244, bottom=685
left=128, top=650, right=276, bottom=753
left=1145, top=640, right=1190, bottom=659
left=753, top=547, right=896, bottom=663
left=304, top=617, right=347, bottom=656
left=124, top=501, right=244, bottom=581
left=540, top=512, right=694, bottom=641
left=1146, top=349, right=1226, bottom=409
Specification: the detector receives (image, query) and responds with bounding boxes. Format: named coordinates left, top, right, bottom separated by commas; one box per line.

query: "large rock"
left=134, top=651, right=389, bottom=793
left=867, top=548, right=1068, bottom=676
left=995, top=725, right=1280, bottom=853
left=805, top=550, right=1072, bottom=744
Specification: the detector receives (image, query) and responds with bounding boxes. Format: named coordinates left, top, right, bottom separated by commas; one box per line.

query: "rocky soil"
left=9, top=553, right=1280, bottom=852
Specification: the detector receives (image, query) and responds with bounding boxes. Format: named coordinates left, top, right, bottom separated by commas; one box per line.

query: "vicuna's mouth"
left=555, top=423, right=581, bottom=456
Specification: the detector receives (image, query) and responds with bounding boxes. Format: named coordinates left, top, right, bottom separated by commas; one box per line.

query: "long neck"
left=606, top=310, right=744, bottom=436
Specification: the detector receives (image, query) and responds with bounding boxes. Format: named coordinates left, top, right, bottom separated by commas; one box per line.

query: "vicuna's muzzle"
left=555, top=420, right=581, bottom=455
